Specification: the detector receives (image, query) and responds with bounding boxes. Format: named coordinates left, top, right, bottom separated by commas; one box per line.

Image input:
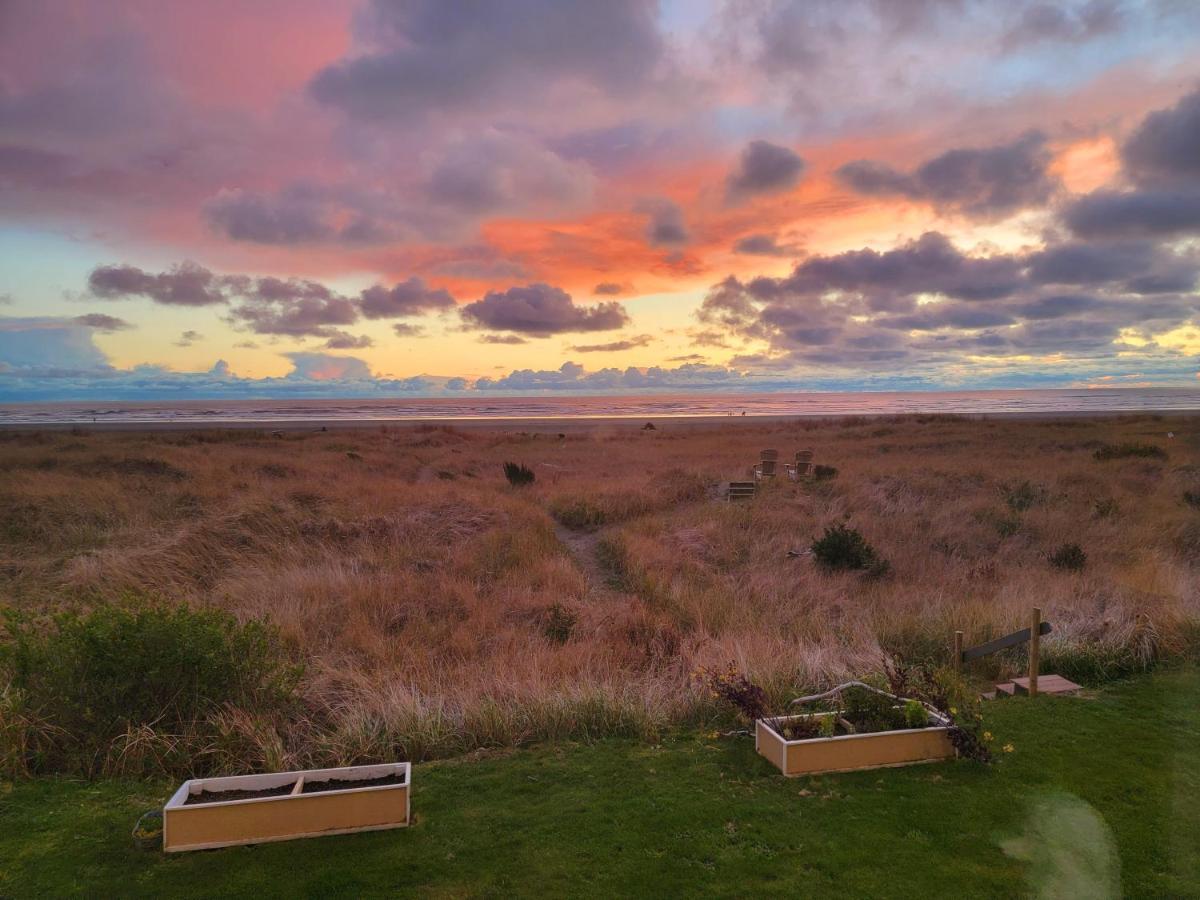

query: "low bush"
left=503, top=462, right=535, bottom=487
left=1049, top=542, right=1087, bottom=571
left=0, top=597, right=299, bottom=777
left=550, top=497, right=609, bottom=530
left=1184, top=490, right=1200, bottom=509
left=811, top=524, right=888, bottom=575
left=813, top=465, right=838, bottom=480
left=1093, top=443, right=1167, bottom=461
left=1003, top=480, right=1046, bottom=512
left=542, top=602, right=577, bottom=644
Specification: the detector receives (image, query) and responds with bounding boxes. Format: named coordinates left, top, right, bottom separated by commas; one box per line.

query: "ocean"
left=1, top=387, right=1199, bottom=425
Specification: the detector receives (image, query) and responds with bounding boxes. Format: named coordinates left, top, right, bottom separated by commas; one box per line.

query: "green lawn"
left=2, top=669, right=1198, bottom=899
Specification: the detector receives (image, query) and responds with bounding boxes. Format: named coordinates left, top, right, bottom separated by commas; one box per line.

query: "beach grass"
left=0, top=668, right=1197, bottom=898
left=1, top=414, right=1198, bottom=776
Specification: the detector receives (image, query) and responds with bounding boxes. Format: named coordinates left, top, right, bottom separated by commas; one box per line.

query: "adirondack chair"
left=787, top=449, right=814, bottom=481
left=753, top=449, right=779, bottom=481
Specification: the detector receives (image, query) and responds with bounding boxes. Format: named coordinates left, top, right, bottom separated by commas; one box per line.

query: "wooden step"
left=726, top=481, right=756, bottom=502
left=1011, top=674, right=1082, bottom=696
left=990, top=675, right=1081, bottom=698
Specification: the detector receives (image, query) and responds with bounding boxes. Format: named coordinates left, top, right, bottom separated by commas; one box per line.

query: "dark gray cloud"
left=73, top=313, right=133, bottom=332
left=1063, top=187, right=1200, bottom=238
left=733, top=233, right=796, bottom=256
left=460, top=283, right=630, bottom=336
left=593, top=282, right=625, bottom=295
left=1026, top=240, right=1156, bottom=285
left=638, top=197, right=688, bottom=246
left=567, top=334, right=653, bottom=352
left=426, top=132, right=594, bottom=216
left=309, top=0, right=663, bottom=120
left=358, top=278, right=456, bottom=319
left=836, top=131, right=1058, bottom=218
left=695, top=225, right=1200, bottom=372
left=1121, top=86, right=1200, bottom=185
left=473, top=360, right=746, bottom=392
left=227, top=278, right=359, bottom=337
left=1001, top=1, right=1122, bottom=51
left=88, top=262, right=228, bottom=306
left=392, top=323, right=425, bottom=338
left=478, top=333, right=528, bottom=345
left=726, top=140, right=805, bottom=202
left=773, top=231, right=1025, bottom=304
left=322, top=331, right=374, bottom=350
left=174, top=330, right=203, bottom=347
left=204, top=187, right=334, bottom=245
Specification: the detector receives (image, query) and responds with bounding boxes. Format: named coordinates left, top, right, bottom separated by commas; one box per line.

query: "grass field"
left=2, top=668, right=1197, bottom=898
left=2, top=415, right=1198, bottom=776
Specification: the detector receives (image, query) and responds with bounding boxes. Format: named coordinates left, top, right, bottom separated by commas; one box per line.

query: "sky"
left=2, top=0, right=1200, bottom=400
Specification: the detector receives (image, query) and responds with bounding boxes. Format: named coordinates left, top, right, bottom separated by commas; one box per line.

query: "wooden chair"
left=787, top=449, right=814, bottom=481
left=753, top=458, right=777, bottom=481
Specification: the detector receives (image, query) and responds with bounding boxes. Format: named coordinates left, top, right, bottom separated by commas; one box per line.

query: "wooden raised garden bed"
left=163, top=762, right=410, bottom=852
left=756, top=709, right=955, bottom=777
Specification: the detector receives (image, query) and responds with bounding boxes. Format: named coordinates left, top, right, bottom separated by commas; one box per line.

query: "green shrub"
left=813, top=465, right=838, bottom=480
left=811, top=524, right=887, bottom=574
left=1048, top=542, right=1087, bottom=571
left=1093, top=443, right=1167, bottom=461
left=542, top=602, right=577, bottom=644
left=0, top=598, right=299, bottom=777
left=993, top=515, right=1022, bottom=538
left=840, top=685, right=905, bottom=733
left=503, top=461, right=535, bottom=487
left=1004, top=480, right=1045, bottom=512
left=1184, top=491, right=1200, bottom=509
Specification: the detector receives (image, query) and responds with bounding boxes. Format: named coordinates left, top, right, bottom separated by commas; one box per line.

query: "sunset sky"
left=2, top=0, right=1200, bottom=399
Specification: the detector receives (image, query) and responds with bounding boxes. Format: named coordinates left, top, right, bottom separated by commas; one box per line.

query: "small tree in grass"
left=1049, top=542, right=1087, bottom=571
left=503, top=462, right=535, bottom=487
left=811, top=524, right=888, bottom=576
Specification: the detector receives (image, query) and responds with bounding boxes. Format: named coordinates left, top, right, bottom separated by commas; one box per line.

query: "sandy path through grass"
left=552, top=521, right=623, bottom=601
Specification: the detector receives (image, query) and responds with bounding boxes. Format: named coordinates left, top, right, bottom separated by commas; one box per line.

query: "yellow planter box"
left=756, top=713, right=955, bottom=777
left=163, top=763, right=410, bottom=853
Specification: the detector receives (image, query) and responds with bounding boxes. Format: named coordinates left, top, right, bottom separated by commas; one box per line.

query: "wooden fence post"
left=1028, top=607, right=1041, bottom=698
left=953, top=631, right=963, bottom=675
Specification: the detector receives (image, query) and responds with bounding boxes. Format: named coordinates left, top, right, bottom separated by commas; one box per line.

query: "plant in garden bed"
left=693, top=662, right=768, bottom=724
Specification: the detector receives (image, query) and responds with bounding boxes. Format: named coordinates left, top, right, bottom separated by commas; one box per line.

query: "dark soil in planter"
left=184, top=783, right=297, bottom=805
left=300, top=773, right=407, bottom=794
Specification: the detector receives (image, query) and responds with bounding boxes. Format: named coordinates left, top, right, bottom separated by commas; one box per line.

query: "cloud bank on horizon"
left=1, top=0, right=1199, bottom=400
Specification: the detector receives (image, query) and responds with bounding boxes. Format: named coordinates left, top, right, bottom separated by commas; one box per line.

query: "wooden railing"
left=954, top=607, right=1049, bottom=697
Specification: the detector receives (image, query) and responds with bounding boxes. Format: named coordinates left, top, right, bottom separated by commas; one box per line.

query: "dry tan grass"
left=2, top=415, right=1198, bottom=764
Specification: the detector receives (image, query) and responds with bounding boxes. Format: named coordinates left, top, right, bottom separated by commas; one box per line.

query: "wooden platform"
left=993, top=674, right=1082, bottom=697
